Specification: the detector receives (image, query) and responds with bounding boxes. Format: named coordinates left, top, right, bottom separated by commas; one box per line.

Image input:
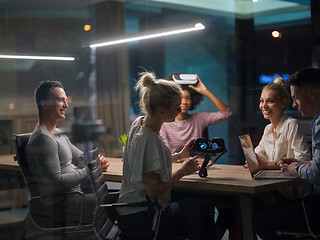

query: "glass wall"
left=0, top=0, right=316, bottom=238
left=0, top=1, right=314, bottom=162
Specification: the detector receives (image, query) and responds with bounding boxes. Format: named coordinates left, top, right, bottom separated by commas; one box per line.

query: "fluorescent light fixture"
left=0, top=54, right=75, bottom=61
left=90, top=23, right=205, bottom=49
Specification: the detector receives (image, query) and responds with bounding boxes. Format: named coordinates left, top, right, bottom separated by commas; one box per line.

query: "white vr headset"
left=172, top=74, right=198, bottom=85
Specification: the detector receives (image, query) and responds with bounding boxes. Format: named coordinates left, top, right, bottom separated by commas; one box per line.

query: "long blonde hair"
left=135, top=72, right=183, bottom=116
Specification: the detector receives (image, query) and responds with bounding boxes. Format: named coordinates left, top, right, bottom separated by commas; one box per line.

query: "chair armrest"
left=108, top=191, right=120, bottom=195
left=99, top=201, right=156, bottom=208
left=28, top=191, right=85, bottom=204
left=99, top=194, right=161, bottom=210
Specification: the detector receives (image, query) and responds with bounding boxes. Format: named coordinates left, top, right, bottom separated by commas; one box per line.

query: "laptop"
left=239, top=134, right=297, bottom=179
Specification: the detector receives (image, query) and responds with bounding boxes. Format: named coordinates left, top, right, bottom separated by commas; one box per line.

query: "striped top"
left=160, top=111, right=232, bottom=154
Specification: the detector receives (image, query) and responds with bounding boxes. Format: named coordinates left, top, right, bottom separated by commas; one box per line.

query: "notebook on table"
left=239, top=134, right=297, bottom=179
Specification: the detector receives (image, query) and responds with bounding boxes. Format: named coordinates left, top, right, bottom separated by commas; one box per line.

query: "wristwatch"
left=294, top=161, right=303, bottom=173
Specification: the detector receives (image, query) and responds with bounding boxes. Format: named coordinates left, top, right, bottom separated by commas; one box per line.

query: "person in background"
left=218, top=78, right=311, bottom=240
left=116, top=72, right=216, bottom=239
left=254, top=67, right=320, bottom=239
left=160, top=73, right=231, bottom=161
left=26, top=80, right=109, bottom=226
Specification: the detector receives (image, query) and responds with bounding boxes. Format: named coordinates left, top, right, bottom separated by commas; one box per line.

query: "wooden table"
left=0, top=154, right=19, bottom=172
left=0, top=155, right=306, bottom=239
left=103, top=157, right=306, bottom=240
left=0, top=154, right=23, bottom=189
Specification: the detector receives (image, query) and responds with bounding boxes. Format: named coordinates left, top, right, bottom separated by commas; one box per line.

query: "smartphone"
left=172, top=74, right=198, bottom=85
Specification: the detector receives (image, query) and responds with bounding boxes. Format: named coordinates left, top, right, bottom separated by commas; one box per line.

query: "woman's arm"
left=189, top=75, right=229, bottom=112
left=257, top=154, right=281, bottom=170
left=172, top=138, right=194, bottom=163
left=143, top=156, right=200, bottom=198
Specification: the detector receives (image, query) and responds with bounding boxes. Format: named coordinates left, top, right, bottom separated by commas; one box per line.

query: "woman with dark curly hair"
left=159, top=73, right=232, bottom=160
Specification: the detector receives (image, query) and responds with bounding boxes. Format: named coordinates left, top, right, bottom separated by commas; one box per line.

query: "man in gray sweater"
left=26, top=80, right=109, bottom=226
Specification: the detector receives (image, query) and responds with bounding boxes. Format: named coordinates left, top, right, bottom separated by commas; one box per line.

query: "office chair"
left=87, top=157, right=161, bottom=240
left=277, top=193, right=320, bottom=239
left=12, top=133, right=93, bottom=238
left=301, top=193, right=320, bottom=239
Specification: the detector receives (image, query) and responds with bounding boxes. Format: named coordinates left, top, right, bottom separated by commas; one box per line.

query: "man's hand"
left=280, top=161, right=299, bottom=175
left=280, top=158, right=298, bottom=165
left=280, top=159, right=310, bottom=175
left=99, top=155, right=110, bottom=172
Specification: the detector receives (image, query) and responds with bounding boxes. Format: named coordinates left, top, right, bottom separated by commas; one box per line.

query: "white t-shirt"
left=117, top=116, right=172, bottom=215
left=255, top=114, right=310, bottom=162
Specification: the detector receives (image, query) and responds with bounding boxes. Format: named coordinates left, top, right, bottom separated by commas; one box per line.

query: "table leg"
left=239, top=194, right=257, bottom=240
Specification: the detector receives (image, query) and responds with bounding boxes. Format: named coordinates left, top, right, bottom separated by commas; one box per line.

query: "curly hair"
left=167, top=72, right=203, bottom=111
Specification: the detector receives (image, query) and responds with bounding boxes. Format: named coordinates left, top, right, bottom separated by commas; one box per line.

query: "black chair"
left=87, top=157, right=161, bottom=240
left=301, top=193, right=320, bottom=239
left=277, top=193, right=320, bottom=239
left=12, top=133, right=93, bottom=238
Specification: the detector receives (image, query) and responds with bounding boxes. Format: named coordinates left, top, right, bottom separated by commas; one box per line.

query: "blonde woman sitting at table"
left=116, top=72, right=216, bottom=240
left=217, top=78, right=311, bottom=240
left=253, top=78, right=310, bottom=170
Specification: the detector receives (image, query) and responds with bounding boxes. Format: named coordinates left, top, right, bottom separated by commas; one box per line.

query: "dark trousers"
left=118, top=199, right=216, bottom=240
left=117, top=203, right=178, bottom=240
left=254, top=200, right=308, bottom=240
left=31, top=192, right=96, bottom=228
left=64, top=192, right=96, bottom=224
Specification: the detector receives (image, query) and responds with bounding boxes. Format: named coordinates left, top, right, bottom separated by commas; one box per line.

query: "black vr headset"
left=190, top=137, right=227, bottom=178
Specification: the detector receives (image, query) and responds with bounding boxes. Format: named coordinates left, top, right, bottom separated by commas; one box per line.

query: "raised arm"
left=189, top=75, right=229, bottom=112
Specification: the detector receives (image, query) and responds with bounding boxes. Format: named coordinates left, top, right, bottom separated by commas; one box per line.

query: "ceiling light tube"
left=90, top=23, right=205, bottom=49
left=0, top=54, right=75, bottom=61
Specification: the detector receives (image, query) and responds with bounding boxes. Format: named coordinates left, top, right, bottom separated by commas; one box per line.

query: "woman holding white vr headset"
left=160, top=73, right=232, bottom=162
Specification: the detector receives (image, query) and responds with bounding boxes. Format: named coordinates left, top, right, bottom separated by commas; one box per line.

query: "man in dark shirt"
left=255, top=67, right=320, bottom=239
